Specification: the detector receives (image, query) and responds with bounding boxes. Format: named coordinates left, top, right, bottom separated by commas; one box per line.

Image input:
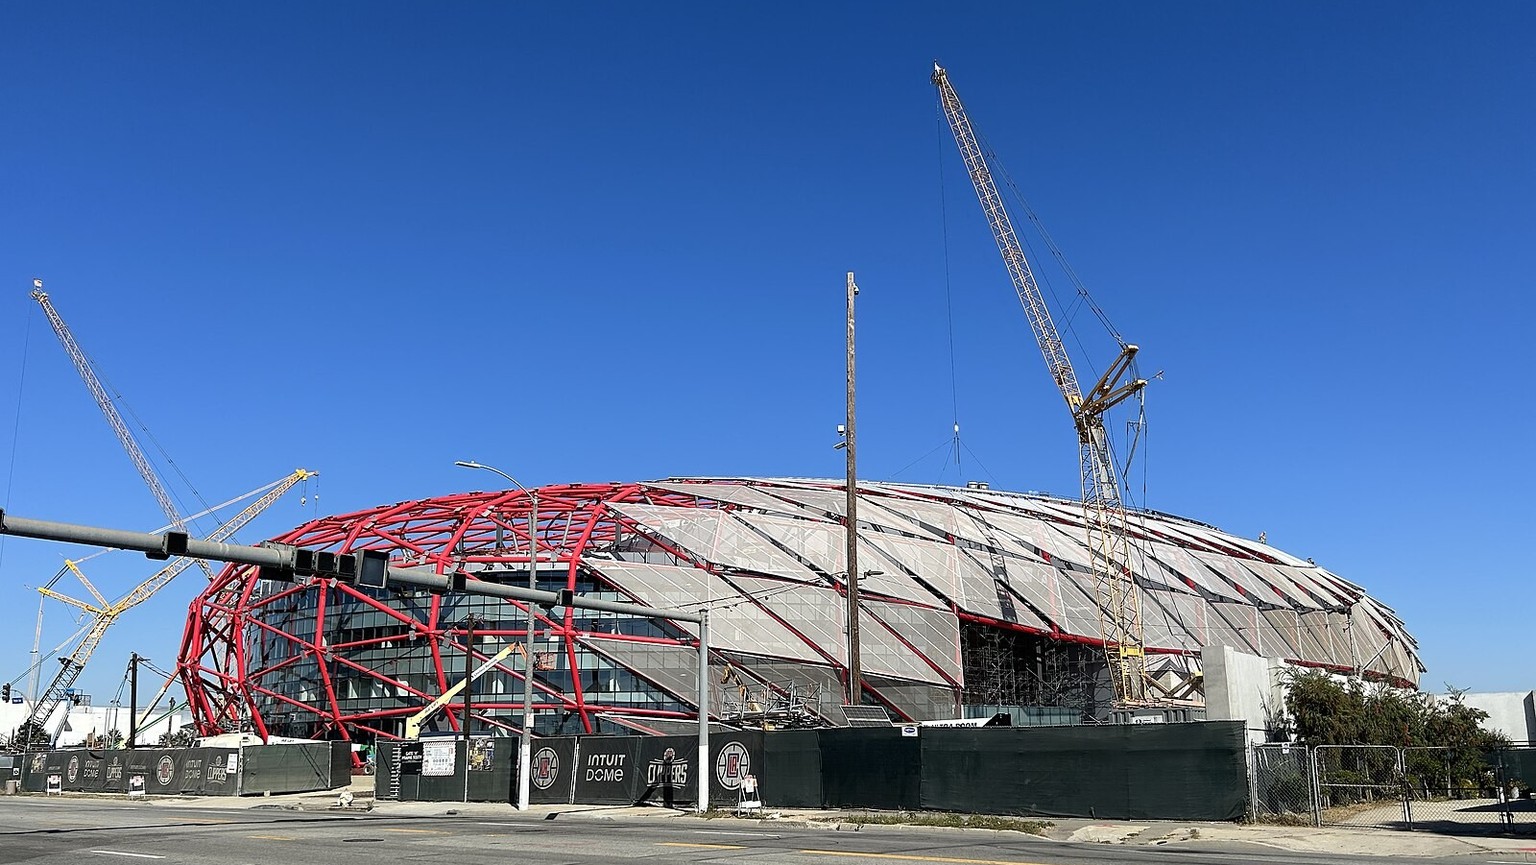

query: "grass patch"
left=845, top=811, right=1053, bottom=835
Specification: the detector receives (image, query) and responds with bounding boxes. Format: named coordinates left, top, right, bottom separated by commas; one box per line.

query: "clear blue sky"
left=1, top=3, right=1530, bottom=706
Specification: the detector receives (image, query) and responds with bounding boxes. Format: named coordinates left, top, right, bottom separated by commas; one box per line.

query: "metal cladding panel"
left=727, top=575, right=846, bottom=666
left=982, top=511, right=1088, bottom=569
left=646, top=481, right=810, bottom=516
left=1147, top=543, right=1246, bottom=603
left=587, top=561, right=821, bottom=662
left=607, top=503, right=818, bottom=580
left=856, top=608, right=953, bottom=685
left=1130, top=549, right=1204, bottom=594
left=862, top=599, right=962, bottom=684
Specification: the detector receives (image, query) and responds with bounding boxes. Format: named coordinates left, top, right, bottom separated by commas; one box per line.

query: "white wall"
left=1454, top=691, right=1535, bottom=745
left=1201, top=644, right=1286, bottom=743
left=1, top=699, right=193, bottom=747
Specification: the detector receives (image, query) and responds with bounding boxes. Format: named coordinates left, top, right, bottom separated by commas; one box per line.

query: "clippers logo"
left=645, top=747, right=688, bottom=786
left=66, top=756, right=79, bottom=784
left=156, top=756, right=175, bottom=787
left=531, top=748, right=559, bottom=790
left=714, top=742, right=750, bottom=790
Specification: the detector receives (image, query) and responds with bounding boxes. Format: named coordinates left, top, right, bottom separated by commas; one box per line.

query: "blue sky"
left=1, top=3, right=1531, bottom=706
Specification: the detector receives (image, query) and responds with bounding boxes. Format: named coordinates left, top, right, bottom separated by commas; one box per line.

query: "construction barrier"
left=15, top=742, right=347, bottom=797
left=374, top=721, right=1247, bottom=820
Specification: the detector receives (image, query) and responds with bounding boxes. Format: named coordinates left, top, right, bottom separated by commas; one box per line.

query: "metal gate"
left=1253, top=743, right=1536, bottom=833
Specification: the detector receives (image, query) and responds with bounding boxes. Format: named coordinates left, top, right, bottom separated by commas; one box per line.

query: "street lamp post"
left=454, top=460, right=539, bottom=811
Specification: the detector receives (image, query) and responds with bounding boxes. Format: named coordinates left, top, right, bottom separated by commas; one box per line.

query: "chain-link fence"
left=1251, top=743, right=1313, bottom=823
left=1250, top=743, right=1536, bottom=834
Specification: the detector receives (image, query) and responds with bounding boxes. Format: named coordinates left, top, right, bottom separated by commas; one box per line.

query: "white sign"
left=226, top=754, right=239, bottom=773
left=900, top=725, right=919, bottom=737
left=422, top=739, right=457, bottom=777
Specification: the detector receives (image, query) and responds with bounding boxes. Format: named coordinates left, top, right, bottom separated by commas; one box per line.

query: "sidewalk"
left=34, top=778, right=1536, bottom=859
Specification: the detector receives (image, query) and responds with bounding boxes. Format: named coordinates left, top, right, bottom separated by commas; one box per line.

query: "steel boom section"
left=932, top=64, right=1150, bottom=704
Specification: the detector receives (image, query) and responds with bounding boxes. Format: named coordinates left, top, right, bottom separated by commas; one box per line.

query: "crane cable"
left=1, top=301, right=34, bottom=572
left=936, top=100, right=964, bottom=483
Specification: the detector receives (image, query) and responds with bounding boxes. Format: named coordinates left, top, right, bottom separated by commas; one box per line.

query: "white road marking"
left=692, top=829, right=780, bottom=836
left=89, top=852, right=166, bottom=859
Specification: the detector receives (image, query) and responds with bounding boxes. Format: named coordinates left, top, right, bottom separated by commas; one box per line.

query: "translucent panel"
left=1206, top=601, right=1266, bottom=655
left=1147, top=543, right=1246, bottom=603
left=1141, top=587, right=1197, bottom=650
left=586, top=561, right=825, bottom=663
left=607, top=503, right=819, bottom=580
left=1261, top=608, right=1305, bottom=659
left=1295, top=610, right=1336, bottom=664
left=863, top=676, right=958, bottom=721
left=859, top=499, right=953, bottom=542
left=856, top=603, right=953, bottom=685
left=732, top=513, right=941, bottom=607
left=1125, top=547, right=1201, bottom=594
left=977, top=511, right=1083, bottom=568
left=866, top=496, right=992, bottom=546
left=993, top=553, right=1102, bottom=639
left=951, top=549, right=1034, bottom=624
left=1247, top=563, right=1327, bottom=611
left=1188, top=550, right=1287, bottom=608
left=645, top=481, right=813, bottom=516
left=580, top=637, right=707, bottom=707
left=858, top=534, right=963, bottom=604
left=862, top=599, right=962, bottom=683
left=727, top=575, right=846, bottom=666
left=750, top=484, right=849, bottom=519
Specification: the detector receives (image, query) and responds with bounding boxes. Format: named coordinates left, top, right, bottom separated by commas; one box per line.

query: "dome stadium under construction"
left=177, top=477, right=1421, bottom=742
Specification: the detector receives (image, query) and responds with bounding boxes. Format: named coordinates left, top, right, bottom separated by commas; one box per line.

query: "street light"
left=454, top=460, right=539, bottom=811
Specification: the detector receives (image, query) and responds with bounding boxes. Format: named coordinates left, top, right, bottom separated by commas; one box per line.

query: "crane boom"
left=932, top=64, right=1151, bottom=705
left=29, top=279, right=214, bottom=581
left=9, top=469, right=312, bottom=750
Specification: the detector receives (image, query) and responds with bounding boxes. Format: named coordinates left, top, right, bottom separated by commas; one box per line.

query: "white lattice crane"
left=29, top=279, right=215, bottom=581
left=14, top=469, right=312, bottom=748
left=932, top=64, right=1151, bottom=705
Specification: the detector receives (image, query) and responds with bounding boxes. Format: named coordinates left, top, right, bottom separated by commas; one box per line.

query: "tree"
left=158, top=726, right=197, bottom=748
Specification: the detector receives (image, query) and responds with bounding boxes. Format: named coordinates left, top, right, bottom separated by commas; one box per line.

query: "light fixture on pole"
left=454, top=460, right=539, bottom=811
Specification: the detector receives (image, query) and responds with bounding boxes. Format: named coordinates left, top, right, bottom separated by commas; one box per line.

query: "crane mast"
left=932, top=64, right=1151, bottom=705
left=11, top=469, right=312, bottom=750
left=29, top=280, right=214, bottom=581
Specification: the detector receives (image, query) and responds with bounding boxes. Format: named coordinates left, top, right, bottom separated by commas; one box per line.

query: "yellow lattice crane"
left=933, top=64, right=1151, bottom=705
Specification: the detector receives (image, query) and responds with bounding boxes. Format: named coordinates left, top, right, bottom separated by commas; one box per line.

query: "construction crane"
left=11, top=469, right=312, bottom=749
left=403, top=641, right=554, bottom=739
left=932, top=64, right=1151, bottom=705
left=29, top=279, right=214, bottom=582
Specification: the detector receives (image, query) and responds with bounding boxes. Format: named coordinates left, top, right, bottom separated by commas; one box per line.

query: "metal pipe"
left=0, top=511, right=702, bottom=624
left=519, top=491, right=537, bottom=811
left=696, top=609, right=709, bottom=813
left=128, top=652, right=139, bottom=749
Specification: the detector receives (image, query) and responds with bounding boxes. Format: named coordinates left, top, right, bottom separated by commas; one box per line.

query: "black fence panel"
left=707, top=731, right=763, bottom=808
left=526, top=737, right=578, bottom=805
left=466, top=737, right=513, bottom=803
left=572, top=736, right=642, bottom=804
left=413, top=740, right=468, bottom=802
left=818, top=727, right=920, bottom=810
left=331, top=742, right=352, bottom=787
left=240, top=743, right=337, bottom=795
left=636, top=736, right=698, bottom=807
left=201, top=748, right=240, bottom=796
left=762, top=730, right=821, bottom=808
left=919, top=722, right=1246, bottom=821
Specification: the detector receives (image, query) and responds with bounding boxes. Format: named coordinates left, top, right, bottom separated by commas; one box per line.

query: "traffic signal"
left=1, top=683, right=10, bottom=701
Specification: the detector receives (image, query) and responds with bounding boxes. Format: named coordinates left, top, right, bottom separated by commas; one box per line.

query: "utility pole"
left=128, top=653, right=139, bottom=749
left=843, top=271, right=862, bottom=706
left=461, top=615, right=480, bottom=741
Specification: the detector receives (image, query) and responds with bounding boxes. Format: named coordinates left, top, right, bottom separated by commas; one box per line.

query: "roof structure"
left=177, top=478, right=1420, bottom=740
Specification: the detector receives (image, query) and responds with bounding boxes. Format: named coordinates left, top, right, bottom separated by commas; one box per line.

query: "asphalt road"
left=0, top=798, right=1519, bottom=865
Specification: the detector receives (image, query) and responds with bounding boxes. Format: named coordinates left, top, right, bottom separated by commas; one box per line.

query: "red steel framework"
left=178, top=482, right=715, bottom=742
